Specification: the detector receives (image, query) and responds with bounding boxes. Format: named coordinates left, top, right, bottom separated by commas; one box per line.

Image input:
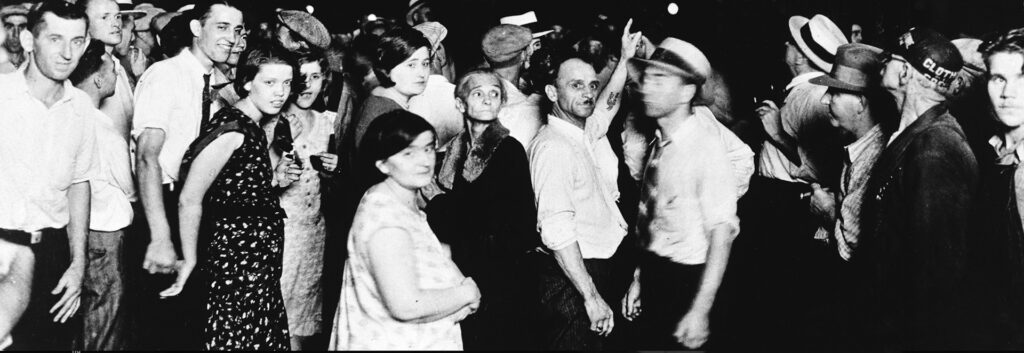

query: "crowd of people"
left=2, top=0, right=1024, bottom=351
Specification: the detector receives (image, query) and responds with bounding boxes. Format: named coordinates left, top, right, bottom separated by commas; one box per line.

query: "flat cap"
left=277, top=9, right=331, bottom=50
left=481, top=24, right=531, bottom=68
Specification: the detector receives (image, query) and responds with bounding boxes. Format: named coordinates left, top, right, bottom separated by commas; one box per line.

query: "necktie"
left=201, top=73, right=212, bottom=129
left=637, top=139, right=667, bottom=248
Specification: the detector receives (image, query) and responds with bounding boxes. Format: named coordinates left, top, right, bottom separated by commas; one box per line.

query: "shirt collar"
left=653, top=111, right=700, bottom=147
left=845, top=125, right=883, bottom=163
left=0, top=66, right=77, bottom=106
left=786, top=71, right=825, bottom=91
left=546, top=114, right=586, bottom=142
left=178, top=49, right=214, bottom=77
left=990, top=134, right=1024, bottom=165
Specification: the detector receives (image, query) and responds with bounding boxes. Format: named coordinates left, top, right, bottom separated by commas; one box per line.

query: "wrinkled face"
left=550, top=59, right=598, bottom=120
left=243, top=63, right=293, bottom=116
left=378, top=131, right=437, bottom=190
left=3, top=14, right=27, bottom=52
left=639, top=65, right=693, bottom=119
left=388, top=46, right=430, bottom=97
left=821, top=88, right=864, bottom=139
left=85, top=0, right=122, bottom=46
left=295, top=61, right=325, bottom=109
left=193, top=4, right=244, bottom=64
left=32, top=13, right=88, bottom=81
left=988, top=52, right=1024, bottom=129
left=226, top=32, right=246, bottom=66
left=456, top=73, right=503, bottom=122
left=881, top=54, right=908, bottom=91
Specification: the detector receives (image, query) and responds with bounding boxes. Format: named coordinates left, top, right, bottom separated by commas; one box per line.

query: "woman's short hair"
left=234, top=44, right=298, bottom=98
left=371, top=26, right=430, bottom=88
left=295, top=51, right=331, bottom=107
left=357, top=110, right=436, bottom=189
left=453, top=68, right=507, bottom=105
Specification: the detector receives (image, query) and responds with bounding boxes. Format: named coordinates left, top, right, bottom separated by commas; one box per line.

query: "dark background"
left=144, top=0, right=1024, bottom=121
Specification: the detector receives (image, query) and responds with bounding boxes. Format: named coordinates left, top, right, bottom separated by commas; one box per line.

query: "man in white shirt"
left=70, top=39, right=135, bottom=351
left=0, top=2, right=98, bottom=350
left=527, top=22, right=641, bottom=349
left=621, top=37, right=740, bottom=350
left=131, top=1, right=243, bottom=349
left=82, top=0, right=134, bottom=140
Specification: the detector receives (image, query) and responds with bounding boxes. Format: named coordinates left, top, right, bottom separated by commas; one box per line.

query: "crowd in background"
left=2, top=0, right=1024, bottom=351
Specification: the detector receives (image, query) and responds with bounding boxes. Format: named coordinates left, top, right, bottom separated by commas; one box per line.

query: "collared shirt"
left=132, top=49, right=223, bottom=183
left=835, top=125, right=886, bottom=260
left=99, top=55, right=134, bottom=139
left=88, top=107, right=135, bottom=232
left=990, top=134, right=1024, bottom=234
left=757, top=72, right=831, bottom=184
left=0, top=70, right=100, bottom=232
left=638, top=111, right=740, bottom=265
left=497, top=77, right=544, bottom=147
left=529, top=116, right=627, bottom=259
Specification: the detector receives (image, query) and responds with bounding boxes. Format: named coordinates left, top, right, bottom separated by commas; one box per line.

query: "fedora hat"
left=132, top=3, right=165, bottom=31
left=413, top=21, right=447, bottom=52
left=810, top=43, right=886, bottom=92
left=628, top=37, right=712, bottom=84
left=789, top=14, right=848, bottom=72
left=116, top=0, right=148, bottom=20
left=500, top=11, right=552, bottom=39
left=406, top=0, right=430, bottom=26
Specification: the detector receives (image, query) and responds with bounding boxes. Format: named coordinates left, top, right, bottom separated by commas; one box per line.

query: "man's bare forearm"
left=689, top=225, right=735, bottom=315
left=136, top=156, right=170, bottom=242
left=66, top=182, right=90, bottom=266
left=553, top=243, right=602, bottom=301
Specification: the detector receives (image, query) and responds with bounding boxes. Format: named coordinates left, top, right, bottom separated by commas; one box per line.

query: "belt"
left=0, top=228, right=46, bottom=246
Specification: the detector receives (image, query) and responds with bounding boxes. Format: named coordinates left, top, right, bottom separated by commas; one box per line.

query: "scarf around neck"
left=437, top=121, right=511, bottom=191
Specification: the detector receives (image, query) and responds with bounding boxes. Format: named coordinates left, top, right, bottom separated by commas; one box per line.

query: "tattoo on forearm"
left=607, top=91, right=621, bottom=110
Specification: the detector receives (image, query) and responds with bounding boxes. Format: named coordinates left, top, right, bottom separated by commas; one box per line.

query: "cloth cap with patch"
left=500, top=11, right=552, bottom=39
left=890, top=27, right=963, bottom=87
left=810, top=43, right=887, bottom=92
left=277, top=9, right=331, bottom=50
left=481, top=24, right=531, bottom=68
left=628, top=37, right=712, bottom=84
left=0, top=4, right=28, bottom=19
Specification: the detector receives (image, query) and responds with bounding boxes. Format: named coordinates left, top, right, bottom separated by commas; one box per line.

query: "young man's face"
left=3, top=14, right=28, bottom=53
left=639, top=65, right=692, bottom=119
left=988, top=51, right=1024, bottom=129
left=548, top=58, right=598, bottom=120
left=32, top=13, right=89, bottom=82
left=85, top=0, right=123, bottom=46
left=193, top=4, right=244, bottom=64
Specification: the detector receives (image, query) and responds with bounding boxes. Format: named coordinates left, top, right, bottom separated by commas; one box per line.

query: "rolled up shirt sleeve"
left=699, top=140, right=741, bottom=240
left=530, top=139, right=579, bottom=251
left=131, top=66, right=175, bottom=138
left=72, top=114, right=100, bottom=184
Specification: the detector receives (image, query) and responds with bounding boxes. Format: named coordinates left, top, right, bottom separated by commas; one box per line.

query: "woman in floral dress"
left=276, top=52, right=339, bottom=350
left=160, top=46, right=302, bottom=350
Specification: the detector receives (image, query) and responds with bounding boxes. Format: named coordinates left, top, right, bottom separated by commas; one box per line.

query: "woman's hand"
left=274, top=153, right=302, bottom=188
left=316, top=152, right=339, bottom=173
left=159, top=259, right=196, bottom=299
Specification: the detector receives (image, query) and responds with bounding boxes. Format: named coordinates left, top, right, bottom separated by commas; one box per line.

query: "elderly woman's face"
left=457, top=73, right=502, bottom=122
left=388, top=46, right=430, bottom=97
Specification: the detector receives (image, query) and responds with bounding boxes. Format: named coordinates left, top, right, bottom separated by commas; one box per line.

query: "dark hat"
left=810, top=43, right=887, bottom=92
left=890, top=27, right=963, bottom=87
left=0, top=4, right=29, bottom=19
left=277, top=9, right=331, bottom=50
left=481, top=24, right=531, bottom=68
left=406, top=0, right=430, bottom=26
left=628, top=37, right=712, bottom=83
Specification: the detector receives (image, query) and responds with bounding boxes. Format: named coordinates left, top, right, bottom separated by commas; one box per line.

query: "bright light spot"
left=306, top=5, right=315, bottom=14
left=367, top=14, right=378, bottom=22
left=667, top=2, right=679, bottom=15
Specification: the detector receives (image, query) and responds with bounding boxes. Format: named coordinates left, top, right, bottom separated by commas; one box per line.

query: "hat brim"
left=788, top=16, right=833, bottom=72
left=628, top=57, right=688, bottom=81
left=532, top=30, right=553, bottom=39
left=406, top=0, right=427, bottom=25
left=120, top=11, right=148, bottom=20
left=809, top=74, right=866, bottom=93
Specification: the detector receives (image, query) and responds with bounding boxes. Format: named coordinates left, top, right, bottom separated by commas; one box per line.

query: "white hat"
left=499, top=11, right=552, bottom=39
left=115, top=0, right=147, bottom=19
left=788, top=14, right=848, bottom=72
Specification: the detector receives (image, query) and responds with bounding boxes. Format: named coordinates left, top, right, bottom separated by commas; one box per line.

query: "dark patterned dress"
left=180, top=107, right=290, bottom=350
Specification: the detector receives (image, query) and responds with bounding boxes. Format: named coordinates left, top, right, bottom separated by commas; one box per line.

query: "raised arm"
left=586, top=19, right=643, bottom=142
left=159, top=132, right=244, bottom=298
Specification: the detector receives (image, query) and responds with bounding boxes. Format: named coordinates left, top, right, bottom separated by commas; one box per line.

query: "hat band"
left=649, top=47, right=705, bottom=82
left=832, top=64, right=874, bottom=90
left=800, top=23, right=835, bottom=64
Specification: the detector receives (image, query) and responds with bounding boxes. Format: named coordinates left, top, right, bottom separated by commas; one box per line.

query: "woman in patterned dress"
left=329, top=110, right=481, bottom=350
left=275, top=52, right=339, bottom=350
left=160, top=46, right=301, bottom=350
